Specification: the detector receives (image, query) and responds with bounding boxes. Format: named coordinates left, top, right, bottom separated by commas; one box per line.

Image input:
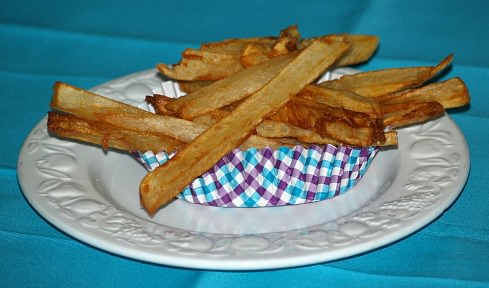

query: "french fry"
left=49, top=111, right=290, bottom=152
left=158, top=36, right=280, bottom=81
left=319, top=54, right=453, bottom=97
left=255, top=120, right=398, bottom=146
left=382, top=101, right=445, bottom=128
left=47, top=112, right=186, bottom=152
left=299, top=34, right=379, bottom=67
left=255, top=120, right=340, bottom=145
left=50, top=82, right=205, bottom=143
left=297, top=84, right=383, bottom=117
left=240, top=42, right=275, bottom=68
left=51, top=82, right=150, bottom=117
left=334, top=35, right=379, bottom=67
left=200, top=37, right=277, bottom=54
left=158, top=49, right=243, bottom=81
left=139, top=37, right=351, bottom=215
left=177, top=80, right=213, bottom=94
left=158, top=26, right=378, bottom=82
left=268, top=97, right=385, bottom=146
left=163, top=52, right=297, bottom=119
left=377, top=77, right=470, bottom=109
left=51, top=82, right=284, bottom=149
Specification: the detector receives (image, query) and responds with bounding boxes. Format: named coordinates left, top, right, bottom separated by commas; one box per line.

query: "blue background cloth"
left=2, top=0, right=489, bottom=287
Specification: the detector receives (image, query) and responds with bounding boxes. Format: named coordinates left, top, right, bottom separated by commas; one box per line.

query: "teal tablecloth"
left=2, top=1, right=489, bottom=287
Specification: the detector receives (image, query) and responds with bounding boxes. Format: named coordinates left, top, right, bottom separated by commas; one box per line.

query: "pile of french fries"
left=47, top=26, right=470, bottom=215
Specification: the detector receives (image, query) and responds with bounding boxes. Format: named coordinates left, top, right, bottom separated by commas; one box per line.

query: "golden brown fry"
left=299, top=34, right=379, bottom=67
left=200, top=37, right=277, bottom=54
left=158, top=26, right=378, bottom=82
left=335, top=34, right=379, bottom=67
left=48, top=111, right=289, bottom=152
left=159, top=37, right=279, bottom=81
left=163, top=52, right=297, bottom=119
left=157, top=49, right=243, bottom=81
left=255, top=120, right=398, bottom=146
left=377, top=77, right=470, bottom=109
left=139, top=37, right=351, bottom=215
left=177, top=80, right=214, bottom=94
left=103, top=114, right=207, bottom=144
left=319, top=54, right=453, bottom=97
left=255, top=120, right=339, bottom=145
left=51, top=82, right=206, bottom=143
left=268, top=25, right=301, bottom=57
left=51, top=82, right=150, bottom=117
left=268, top=97, right=385, bottom=146
left=52, top=82, right=284, bottom=149
left=130, top=115, right=286, bottom=148
left=320, top=120, right=384, bottom=147
left=382, top=101, right=445, bottom=128
left=47, top=112, right=186, bottom=153
left=240, top=42, right=274, bottom=67
left=297, top=84, right=383, bottom=117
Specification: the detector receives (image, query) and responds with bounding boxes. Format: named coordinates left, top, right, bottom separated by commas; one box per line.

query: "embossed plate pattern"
left=17, top=69, right=470, bottom=270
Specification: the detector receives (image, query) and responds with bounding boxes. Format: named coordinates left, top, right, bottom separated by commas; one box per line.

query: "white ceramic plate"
left=17, top=69, right=469, bottom=270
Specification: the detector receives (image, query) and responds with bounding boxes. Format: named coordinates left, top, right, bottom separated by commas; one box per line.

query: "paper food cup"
left=134, top=145, right=377, bottom=207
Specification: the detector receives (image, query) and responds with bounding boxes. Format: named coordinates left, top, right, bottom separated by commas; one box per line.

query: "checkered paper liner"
left=133, top=145, right=378, bottom=207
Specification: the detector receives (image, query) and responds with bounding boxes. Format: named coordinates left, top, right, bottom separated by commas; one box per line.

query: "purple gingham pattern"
left=134, top=145, right=377, bottom=207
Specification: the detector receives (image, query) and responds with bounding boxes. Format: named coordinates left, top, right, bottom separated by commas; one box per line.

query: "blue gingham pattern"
left=134, top=144, right=377, bottom=207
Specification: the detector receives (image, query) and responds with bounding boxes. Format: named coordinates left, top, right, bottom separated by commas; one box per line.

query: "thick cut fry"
left=299, top=35, right=379, bottom=67
left=334, top=35, right=379, bottom=67
left=139, top=37, right=351, bottom=215
left=47, top=112, right=186, bottom=152
left=163, top=52, right=297, bottom=119
left=268, top=97, right=385, bottom=146
left=159, top=37, right=279, bottom=81
left=377, top=77, right=470, bottom=109
left=177, top=80, right=214, bottom=94
left=48, top=111, right=288, bottom=151
left=52, top=82, right=283, bottom=149
left=382, top=101, right=445, bottom=128
left=200, top=37, right=277, bottom=54
left=255, top=120, right=340, bottom=145
left=319, top=54, right=453, bottom=97
left=297, top=84, right=382, bottom=117
left=240, top=42, right=275, bottom=67
left=158, top=26, right=378, bottom=82
left=51, top=82, right=205, bottom=143
left=51, top=82, right=150, bottom=117
left=255, top=120, right=397, bottom=146
left=158, top=49, right=243, bottom=81
left=114, top=111, right=286, bottom=149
